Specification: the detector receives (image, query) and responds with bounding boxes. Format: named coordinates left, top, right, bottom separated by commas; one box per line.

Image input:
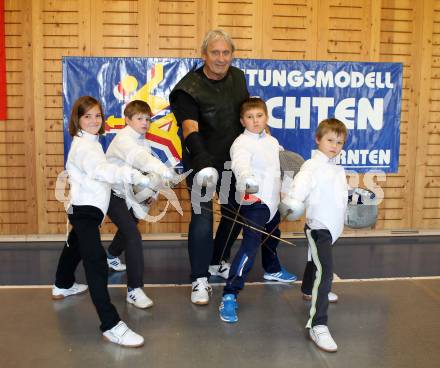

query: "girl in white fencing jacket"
left=52, top=96, right=150, bottom=348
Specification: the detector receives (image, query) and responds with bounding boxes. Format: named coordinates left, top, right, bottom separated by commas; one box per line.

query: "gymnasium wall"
left=1, top=0, right=439, bottom=235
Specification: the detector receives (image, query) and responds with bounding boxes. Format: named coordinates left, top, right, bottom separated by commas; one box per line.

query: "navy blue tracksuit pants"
left=223, top=203, right=282, bottom=296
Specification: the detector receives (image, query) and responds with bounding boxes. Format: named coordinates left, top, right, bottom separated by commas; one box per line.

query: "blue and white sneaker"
left=219, top=294, right=238, bottom=323
left=127, top=288, right=154, bottom=309
left=107, top=256, right=126, bottom=272
left=263, top=268, right=297, bottom=283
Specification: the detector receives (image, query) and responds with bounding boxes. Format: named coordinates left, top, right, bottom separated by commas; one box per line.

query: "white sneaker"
left=52, top=283, right=88, bottom=300
left=191, top=277, right=212, bottom=305
left=126, top=288, right=154, bottom=309
left=309, top=325, right=338, bottom=352
left=328, top=291, right=338, bottom=303
left=303, top=291, right=339, bottom=303
left=102, top=321, right=144, bottom=348
left=208, top=261, right=231, bottom=279
left=107, top=256, right=126, bottom=272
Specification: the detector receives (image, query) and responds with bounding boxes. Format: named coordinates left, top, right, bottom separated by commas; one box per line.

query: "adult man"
left=170, top=29, right=296, bottom=305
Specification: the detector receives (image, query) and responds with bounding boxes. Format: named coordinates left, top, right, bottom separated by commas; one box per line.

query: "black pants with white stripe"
left=301, top=225, right=333, bottom=328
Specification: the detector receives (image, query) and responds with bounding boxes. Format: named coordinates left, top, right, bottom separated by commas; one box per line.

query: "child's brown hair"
left=315, top=118, right=348, bottom=142
left=124, top=100, right=152, bottom=119
left=240, top=97, right=268, bottom=117
left=68, top=96, right=105, bottom=137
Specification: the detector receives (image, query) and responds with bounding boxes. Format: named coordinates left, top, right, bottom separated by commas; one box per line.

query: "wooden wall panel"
left=152, top=0, right=207, bottom=57
left=207, top=0, right=262, bottom=58
left=37, top=0, right=92, bottom=233
left=1, top=0, right=439, bottom=235
left=376, top=0, right=420, bottom=229
left=413, top=0, right=440, bottom=228
left=91, top=0, right=145, bottom=56
left=1, top=0, right=32, bottom=234
left=261, top=0, right=318, bottom=60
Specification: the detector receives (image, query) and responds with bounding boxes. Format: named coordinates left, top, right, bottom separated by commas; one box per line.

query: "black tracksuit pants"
left=54, top=205, right=120, bottom=332
left=301, top=224, right=334, bottom=328
left=107, top=192, right=144, bottom=288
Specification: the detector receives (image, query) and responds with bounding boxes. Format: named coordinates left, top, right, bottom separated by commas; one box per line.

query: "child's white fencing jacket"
left=67, top=130, right=141, bottom=216
left=106, top=125, right=169, bottom=217
left=286, top=150, right=348, bottom=244
left=230, top=129, right=281, bottom=222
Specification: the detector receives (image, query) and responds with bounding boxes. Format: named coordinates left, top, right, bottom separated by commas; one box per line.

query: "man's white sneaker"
left=126, top=288, right=154, bottom=309
left=309, top=325, right=338, bottom=352
left=303, top=291, right=339, bottom=303
left=107, top=256, right=126, bottom=272
left=102, top=321, right=144, bottom=348
left=191, top=277, right=212, bottom=305
left=208, top=261, right=231, bottom=279
left=52, top=283, right=88, bottom=300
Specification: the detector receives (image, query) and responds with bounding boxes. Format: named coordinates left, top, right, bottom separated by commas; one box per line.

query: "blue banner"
left=63, top=57, right=402, bottom=172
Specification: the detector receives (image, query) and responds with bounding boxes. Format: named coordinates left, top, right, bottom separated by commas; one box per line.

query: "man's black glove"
left=185, top=131, right=215, bottom=173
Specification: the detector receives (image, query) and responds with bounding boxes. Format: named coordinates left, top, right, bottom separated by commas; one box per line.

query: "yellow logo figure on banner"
left=106, top=63, right=182, bottom=163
